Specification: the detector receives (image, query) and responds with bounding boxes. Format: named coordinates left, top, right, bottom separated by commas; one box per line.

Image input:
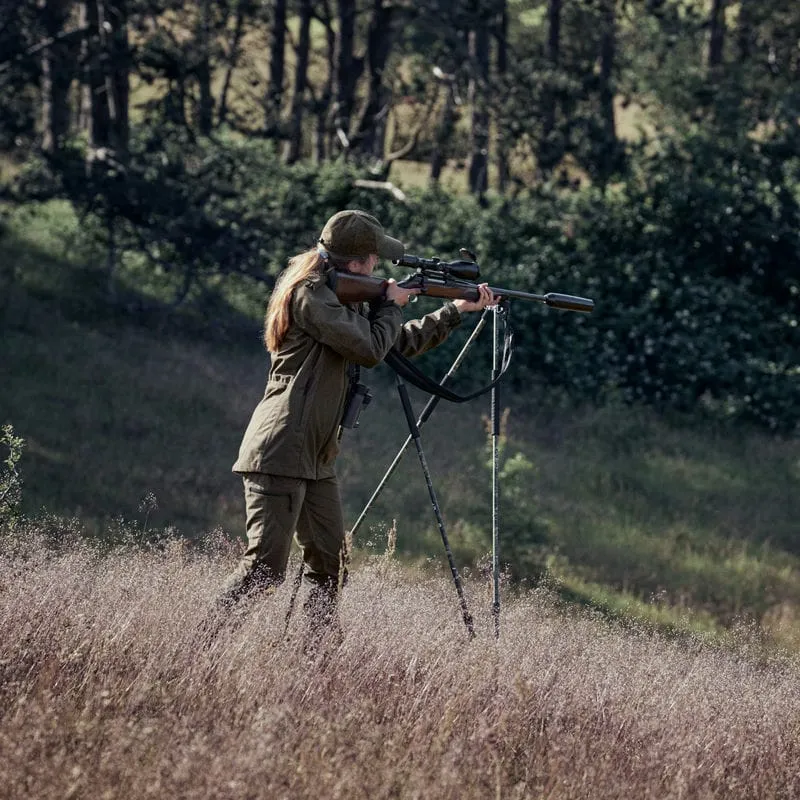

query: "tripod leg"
left=395, top=374, right=475, bottom=640
left=491, top=303, right=508, bottom=640
left=349, top=309, right=492, bottom=539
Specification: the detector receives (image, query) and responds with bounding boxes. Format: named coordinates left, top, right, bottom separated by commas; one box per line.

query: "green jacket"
left=233, top=269, right=463, bottom=480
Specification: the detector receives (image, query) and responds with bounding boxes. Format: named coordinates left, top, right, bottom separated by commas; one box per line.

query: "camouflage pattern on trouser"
left=219, top=473, right=347, bottom=641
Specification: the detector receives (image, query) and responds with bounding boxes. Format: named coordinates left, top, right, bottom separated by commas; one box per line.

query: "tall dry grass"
left=1, top=526, right=799, bottom=800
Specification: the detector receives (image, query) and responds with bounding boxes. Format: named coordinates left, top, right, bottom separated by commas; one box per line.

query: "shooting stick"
left=491, top=301, right=509, bottom=640
left=349, top=306, right=509, bottom=640
left=348, top=307, right=492, bottom=539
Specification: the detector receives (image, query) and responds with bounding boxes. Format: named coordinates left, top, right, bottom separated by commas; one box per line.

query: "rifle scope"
left=393, top=254, right=480, bottom=281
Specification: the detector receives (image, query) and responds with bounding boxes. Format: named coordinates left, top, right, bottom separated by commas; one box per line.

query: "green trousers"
left=220, top=473, right=347, bottom=604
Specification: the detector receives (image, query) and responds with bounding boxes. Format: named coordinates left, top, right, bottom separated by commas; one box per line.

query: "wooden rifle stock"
left=328, top=269, right=595, bottom=313
left=327, top=271, right=388, bottom=304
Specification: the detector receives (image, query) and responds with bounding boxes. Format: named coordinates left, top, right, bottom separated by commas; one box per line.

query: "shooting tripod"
left=349, top=301, right=512, bottom=640
left=282, top=254, right=592, bottom=641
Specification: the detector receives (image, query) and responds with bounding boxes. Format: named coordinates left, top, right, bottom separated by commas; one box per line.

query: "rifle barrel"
left=393, top=271, right=594, bottom=313
left=488, top=287, right=594, bottom=313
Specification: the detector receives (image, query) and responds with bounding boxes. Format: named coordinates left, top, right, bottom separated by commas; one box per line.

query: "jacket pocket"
left=264, top=373, right=292, bottom=399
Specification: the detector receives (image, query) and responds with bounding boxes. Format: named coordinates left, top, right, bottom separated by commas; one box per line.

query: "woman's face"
left=347, top=253, right=379, bottom=276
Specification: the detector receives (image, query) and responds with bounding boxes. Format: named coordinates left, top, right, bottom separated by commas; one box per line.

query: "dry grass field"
left=2, top=526, right=799, bottom=800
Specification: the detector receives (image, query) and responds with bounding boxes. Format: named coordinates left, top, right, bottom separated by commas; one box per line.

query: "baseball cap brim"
left=377, top=233, right=404, bottom=261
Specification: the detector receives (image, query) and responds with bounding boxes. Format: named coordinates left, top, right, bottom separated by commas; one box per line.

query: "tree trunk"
left=547, top=0, right=561, bottom=64
left=80, top=0, right=110, bottom=148
left=112, top=2, right=129, bottom=154
left=332, top=0, right=358, bottom=152
left=197, top=0, right=214, bottom=135
left=218, top=0, right=250, bottom=126
left=467, top=12, right=490, bottom=197
left=95, top=0, right=129, bottom=156
left=429, top=80, right=455, bottom=184
left=707, top=0, right=727, bottom=72
left=540, top=0, right=561, bottom=175
left=265, top=0, right=287, bottom=137
left=314, top=0, right=336, bottom=162
left=736, top=0, right=752, bottom=63
left=597, top=0, right=618, bottom=185
left=39, top=0, right=72, bottom=153
left=351, top=0, right=393, bottom=159
left=495, top=0, right=509, bottom=193
left=285, top=0, right=312, bottom=163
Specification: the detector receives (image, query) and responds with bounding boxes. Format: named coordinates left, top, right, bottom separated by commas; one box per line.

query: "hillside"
left=2, top=217, right=800, bottom=652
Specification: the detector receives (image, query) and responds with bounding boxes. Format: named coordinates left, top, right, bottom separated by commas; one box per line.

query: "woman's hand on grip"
left=386, top=279, right=420, bottom=307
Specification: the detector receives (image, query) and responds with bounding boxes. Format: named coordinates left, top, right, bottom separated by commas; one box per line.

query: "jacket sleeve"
left=293, top=281, right=404, bottom=367
left=395, top=302, right=463, bottom=357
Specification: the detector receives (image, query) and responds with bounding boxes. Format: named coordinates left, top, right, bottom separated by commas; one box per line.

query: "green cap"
left=319, top=210, right=405, bottom=261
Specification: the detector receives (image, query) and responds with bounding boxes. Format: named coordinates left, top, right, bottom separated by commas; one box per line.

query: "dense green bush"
left=376, top=132, right=799, bottom=432
left=14, top=128, right=365, bottom=303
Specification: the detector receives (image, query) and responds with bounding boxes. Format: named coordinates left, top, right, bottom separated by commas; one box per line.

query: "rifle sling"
left=384, top=311, right=514, bottom=403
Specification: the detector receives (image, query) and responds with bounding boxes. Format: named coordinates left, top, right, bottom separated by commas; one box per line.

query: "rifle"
left=327, top=253, right=595, bottom=313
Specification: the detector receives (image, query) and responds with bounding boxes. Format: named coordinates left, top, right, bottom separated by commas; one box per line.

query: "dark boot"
left=199, top=564, right=282, bottom=646
left=302, top=577, right=343, bottom=659
left=217, top=562, right=283, bottom=609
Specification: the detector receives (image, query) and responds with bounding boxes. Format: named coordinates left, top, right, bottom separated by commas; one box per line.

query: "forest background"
left=1, top=0, right=799, bottom=649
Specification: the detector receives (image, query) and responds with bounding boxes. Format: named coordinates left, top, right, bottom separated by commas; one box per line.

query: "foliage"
left=13, top=127, right=364, bottom=316
left=3, top=0, right=799, bottom=429
left=373, top=129, right=800, bottom=431
left=457, top=414, right=552, bottom=582
left=0, top=424, right=25, bottom=526
left=10, top=116, right=800, bottom=431
left=0, top=0, right=41, bottom=153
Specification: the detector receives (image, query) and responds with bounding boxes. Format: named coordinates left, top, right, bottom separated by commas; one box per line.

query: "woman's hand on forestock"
left=453, top=283, right=497, bottom=313
left=386, top=279, right=420, bottom=308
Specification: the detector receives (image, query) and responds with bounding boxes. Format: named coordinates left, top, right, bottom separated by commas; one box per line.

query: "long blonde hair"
left=264, top=249, right=323, bottom=352
left=265, top=247, right=371, bottom=351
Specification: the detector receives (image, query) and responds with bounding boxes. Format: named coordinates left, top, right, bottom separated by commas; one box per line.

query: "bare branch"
left=0, top=24, right=91, bottom=74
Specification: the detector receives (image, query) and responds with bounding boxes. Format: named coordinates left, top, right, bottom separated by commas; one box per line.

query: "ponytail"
left=264, top=249, right=323, bottom=352
left=264, top=247, right=369, bottom=352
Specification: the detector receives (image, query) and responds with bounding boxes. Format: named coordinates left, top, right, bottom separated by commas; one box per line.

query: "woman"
left=218, top=209, right=495, bottom=645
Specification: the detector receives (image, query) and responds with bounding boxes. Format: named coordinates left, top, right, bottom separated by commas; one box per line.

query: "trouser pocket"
left=240, top=474, right=306, bottom=582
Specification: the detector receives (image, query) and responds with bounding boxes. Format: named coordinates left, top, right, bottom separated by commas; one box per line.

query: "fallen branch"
left=353, top=179, right=407, bottom=203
